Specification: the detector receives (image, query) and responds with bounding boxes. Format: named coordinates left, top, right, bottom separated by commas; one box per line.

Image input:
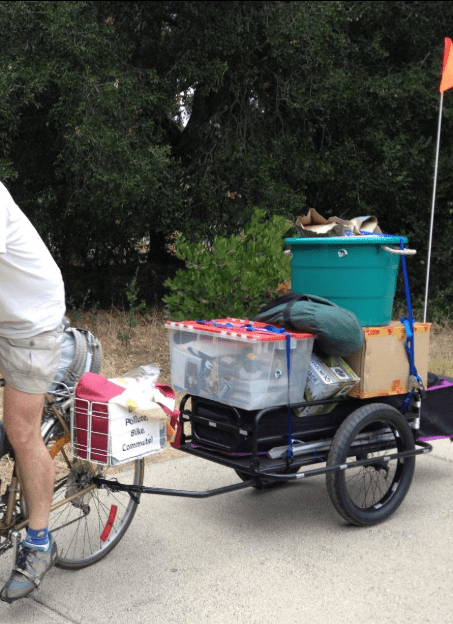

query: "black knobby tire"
left=45, top=423, right=144, bottom=570
left=326, top=403, right=416, bottom=526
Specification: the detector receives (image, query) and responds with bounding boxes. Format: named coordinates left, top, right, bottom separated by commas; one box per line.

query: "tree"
left=1, top=1, right=453, bottom=312
left=0, top=1, right=184, bottom=305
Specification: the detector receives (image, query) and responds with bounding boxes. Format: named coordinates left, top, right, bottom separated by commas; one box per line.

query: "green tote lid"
left=284, top=235, right=408, bottom=246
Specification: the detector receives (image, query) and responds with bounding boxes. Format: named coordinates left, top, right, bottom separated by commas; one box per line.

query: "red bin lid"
left=165, top=317, right=313, bottom=342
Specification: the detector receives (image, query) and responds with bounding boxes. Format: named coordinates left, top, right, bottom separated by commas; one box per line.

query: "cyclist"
left=0, top=182, right=65, bottom=602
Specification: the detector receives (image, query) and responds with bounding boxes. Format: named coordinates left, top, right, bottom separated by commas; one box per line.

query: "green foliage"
left=163, top=209, right=293, bottom=320
left=0, top=1, right=185, bottom=306
left=1, top=1, right=453, bottom=314
left=117, top=270, right=147, bottom=350
left=66, top=289, right=95, bottom=324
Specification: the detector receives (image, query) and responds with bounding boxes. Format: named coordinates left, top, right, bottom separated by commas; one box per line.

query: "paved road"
left=0, top=440, right=452, bottom=624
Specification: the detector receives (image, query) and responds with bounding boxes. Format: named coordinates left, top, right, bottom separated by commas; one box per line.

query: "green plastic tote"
left=284, top=236, right=409, bottom=327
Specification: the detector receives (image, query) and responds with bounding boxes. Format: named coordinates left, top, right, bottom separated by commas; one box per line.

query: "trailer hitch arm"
left=92, top=476, right=256, bottom=499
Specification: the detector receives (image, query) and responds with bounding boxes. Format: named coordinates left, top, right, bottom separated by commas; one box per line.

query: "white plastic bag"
left=109, top=363, right=176, bottom=421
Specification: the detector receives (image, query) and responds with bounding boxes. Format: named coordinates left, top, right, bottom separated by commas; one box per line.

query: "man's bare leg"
left=2, top=383, right=54, bottom=529
left=0, top=384, right=58, bottom=603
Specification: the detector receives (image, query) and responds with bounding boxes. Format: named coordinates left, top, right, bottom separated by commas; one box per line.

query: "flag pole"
left=424, top=37, right=453, bottom=323
left=423, top=91, right=444, bottom=323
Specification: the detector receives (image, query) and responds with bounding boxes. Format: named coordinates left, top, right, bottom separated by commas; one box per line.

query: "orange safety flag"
left=440, top=37, right=453, bottom=93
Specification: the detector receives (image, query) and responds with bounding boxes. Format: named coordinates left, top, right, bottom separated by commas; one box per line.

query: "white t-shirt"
left=0, top=182, right=66, bottom=338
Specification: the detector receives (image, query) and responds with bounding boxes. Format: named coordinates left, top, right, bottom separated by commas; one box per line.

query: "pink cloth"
left=426, top=378, right=453, bottom=392
left=419, top=435, right=452, bottom=441
left=155, top=383, right=182, bottom=448
left=75, top=372, right=125, bottom=402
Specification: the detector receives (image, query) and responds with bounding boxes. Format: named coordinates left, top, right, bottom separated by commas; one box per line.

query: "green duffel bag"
left=253, top=293, right=364, bottom=357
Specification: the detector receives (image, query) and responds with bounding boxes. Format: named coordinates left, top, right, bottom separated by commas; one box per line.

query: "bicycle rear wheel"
left=46, top=425, right=144, bottom=570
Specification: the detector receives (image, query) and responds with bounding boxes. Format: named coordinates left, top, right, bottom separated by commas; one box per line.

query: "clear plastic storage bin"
left=166, top=318, right=314, bottom=410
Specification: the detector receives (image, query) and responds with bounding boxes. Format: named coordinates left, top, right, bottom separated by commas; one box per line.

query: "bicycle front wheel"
left=47, top=426, right=144, bottom=570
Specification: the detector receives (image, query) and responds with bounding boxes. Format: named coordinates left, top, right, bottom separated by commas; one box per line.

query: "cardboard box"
left=345, top=322, right=431, bottom=399
left=295, top=353, right=360, bottom=417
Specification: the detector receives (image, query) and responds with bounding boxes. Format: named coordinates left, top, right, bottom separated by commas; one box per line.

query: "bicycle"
left=0, top=378, right=144, bottom=570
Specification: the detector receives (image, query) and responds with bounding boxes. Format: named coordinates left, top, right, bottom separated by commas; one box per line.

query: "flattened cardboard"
left=295, top=208, right=382, bottom=238
left=345, top=322, right=431, bottom=399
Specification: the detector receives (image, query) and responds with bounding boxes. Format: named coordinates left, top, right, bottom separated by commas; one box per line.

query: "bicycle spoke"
left=46, top=430, right=144, bottom=569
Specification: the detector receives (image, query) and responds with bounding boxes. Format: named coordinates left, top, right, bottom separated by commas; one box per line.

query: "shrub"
left=163, top=208, right=293, bottom=320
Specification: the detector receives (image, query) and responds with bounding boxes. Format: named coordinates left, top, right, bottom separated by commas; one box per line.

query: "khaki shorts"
left=0, top=327, right=63, bottom=394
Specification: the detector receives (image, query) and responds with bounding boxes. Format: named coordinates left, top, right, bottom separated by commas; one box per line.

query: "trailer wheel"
left=326, top=403, right=415, bottom=526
